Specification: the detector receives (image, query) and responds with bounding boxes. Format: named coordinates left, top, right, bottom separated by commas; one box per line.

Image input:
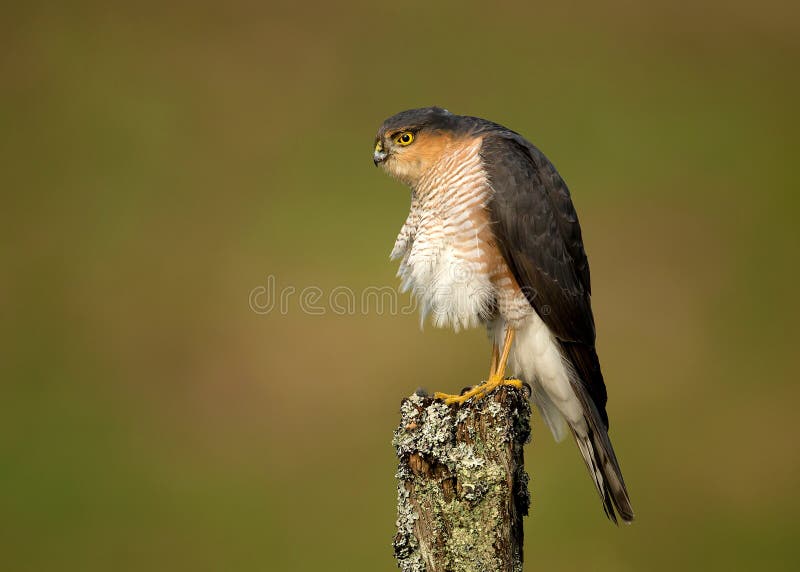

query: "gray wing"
left=481, top=130, right=609, bottom=426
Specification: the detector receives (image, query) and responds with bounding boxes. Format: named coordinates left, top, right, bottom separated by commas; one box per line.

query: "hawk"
left=373, top=107, right=634, bottom=523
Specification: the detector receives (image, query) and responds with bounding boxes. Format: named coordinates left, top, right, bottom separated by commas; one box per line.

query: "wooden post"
left=393, top=386, right=531, bottom=572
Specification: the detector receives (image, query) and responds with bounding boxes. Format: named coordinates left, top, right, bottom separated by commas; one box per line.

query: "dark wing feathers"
left=482, top=133, right=594, bottom=343
left=560, top=341, right=608, bottom=427
left=481, top=131, right=609, bottom=426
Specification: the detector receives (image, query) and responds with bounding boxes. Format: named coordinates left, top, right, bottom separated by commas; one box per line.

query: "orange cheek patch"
left=392, top=132, right=468, bottom=179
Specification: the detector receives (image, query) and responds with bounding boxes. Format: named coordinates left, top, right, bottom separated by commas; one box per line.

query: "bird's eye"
left=395, top=131, right=414, bottom=146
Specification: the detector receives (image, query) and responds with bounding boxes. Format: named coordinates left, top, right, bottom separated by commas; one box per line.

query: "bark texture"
left=393, top=386, right=531, bottom=572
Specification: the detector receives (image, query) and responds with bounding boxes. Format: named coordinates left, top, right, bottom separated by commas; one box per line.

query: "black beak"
left=373, top=150, right=388, bottom=166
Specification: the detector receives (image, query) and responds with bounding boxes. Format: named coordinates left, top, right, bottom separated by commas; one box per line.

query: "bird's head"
left=373, top=106, right=461, bottom=187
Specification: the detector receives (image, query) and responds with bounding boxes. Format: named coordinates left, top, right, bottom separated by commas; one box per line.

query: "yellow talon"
left=433, top=391, right=466, bottom=405
left=433, top=328, right=521, bottom=406
left=434, top=377, right=523, bottom=405
left=501, top=378, right=523, bottom=390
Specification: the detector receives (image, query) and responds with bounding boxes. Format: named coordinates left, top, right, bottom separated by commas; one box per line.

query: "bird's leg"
left=434, top=328, right=523, bottom=405
left=477, top=328, right=523, bottom=396
left=489, top=342, right=500, bottom=378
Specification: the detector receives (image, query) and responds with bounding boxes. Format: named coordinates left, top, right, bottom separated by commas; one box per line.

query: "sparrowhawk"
left=373, top=106, right=634, bottom=524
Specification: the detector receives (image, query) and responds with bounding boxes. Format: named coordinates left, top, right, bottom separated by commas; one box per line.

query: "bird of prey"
left=373, top=107, right=634, bottom=524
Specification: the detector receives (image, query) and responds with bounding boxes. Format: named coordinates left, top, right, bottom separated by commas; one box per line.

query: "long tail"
left=568, top=379, right=635, bottom=524
left=570, top=423, right=634, bottom=524
left=504, top=322, right=634, bottom=522
left=554, top=340, right=634, bottom=524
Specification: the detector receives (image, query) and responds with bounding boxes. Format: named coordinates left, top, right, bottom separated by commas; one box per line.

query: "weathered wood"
left=393, top=386, right=531, bottom=572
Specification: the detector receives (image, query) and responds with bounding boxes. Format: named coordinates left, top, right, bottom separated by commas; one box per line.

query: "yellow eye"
left=394, top=131, right=414, bottom=146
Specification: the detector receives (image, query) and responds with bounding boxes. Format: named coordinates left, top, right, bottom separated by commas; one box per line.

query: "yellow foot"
left=434, top=377, right=523, bottom=405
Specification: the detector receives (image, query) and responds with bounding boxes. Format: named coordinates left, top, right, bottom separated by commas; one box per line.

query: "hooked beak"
left=373, top=139, right=387, bottom=166
left=373, top=150, right=387, bottom=166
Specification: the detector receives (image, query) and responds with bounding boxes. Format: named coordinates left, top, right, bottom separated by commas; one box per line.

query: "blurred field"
left=1, top=1, right=798, bottom=570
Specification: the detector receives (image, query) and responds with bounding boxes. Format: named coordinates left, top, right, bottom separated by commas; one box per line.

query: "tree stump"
left=393, top=386, right=532, bottom=572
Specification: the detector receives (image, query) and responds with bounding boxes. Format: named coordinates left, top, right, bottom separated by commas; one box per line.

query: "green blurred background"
left=2, top=1, right=798, bottom=570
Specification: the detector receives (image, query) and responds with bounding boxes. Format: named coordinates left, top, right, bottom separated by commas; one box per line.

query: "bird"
left=373, top=106, right=634, bottom=524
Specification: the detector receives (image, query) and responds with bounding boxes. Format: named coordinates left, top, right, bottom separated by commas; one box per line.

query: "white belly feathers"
left=390, top=139, right=495, bottom=331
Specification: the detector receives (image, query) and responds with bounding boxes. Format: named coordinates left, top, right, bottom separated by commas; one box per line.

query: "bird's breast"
left=391, top=138, right=531, bottom=331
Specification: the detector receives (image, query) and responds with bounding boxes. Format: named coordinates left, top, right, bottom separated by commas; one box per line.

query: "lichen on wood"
left=393, top=386, right=532, bottom=572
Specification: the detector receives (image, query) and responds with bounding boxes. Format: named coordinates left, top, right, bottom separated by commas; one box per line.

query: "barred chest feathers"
left=390, top=138, right=532, bottom=331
